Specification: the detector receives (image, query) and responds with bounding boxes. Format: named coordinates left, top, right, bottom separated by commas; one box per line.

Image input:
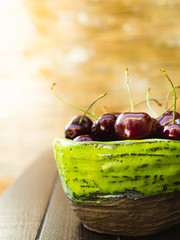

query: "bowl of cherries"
left=53, top=69, right=180, bottom=237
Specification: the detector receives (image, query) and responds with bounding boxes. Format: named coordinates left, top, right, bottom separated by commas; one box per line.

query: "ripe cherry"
left=159, top=70, right=180, bottom=140
left=115, top=112, right=152, bottom=140
left=150, top=118, right=162, bottom=138
left=91, top=114, right=117, bottom=141
left=114, top=69, right=152, bottom=140
left=73, top=134, right=96, bottom=141
left=157, top=111, right=180, bottom=126
left=161, top=124, right=180, bottom=140
left=110, top=112, right=121, bottom=118
left=65, top=115, right=92, bottom=139
left=51, top=83, right=108, bottom=140
left=175, top=118, right=180, bottom=124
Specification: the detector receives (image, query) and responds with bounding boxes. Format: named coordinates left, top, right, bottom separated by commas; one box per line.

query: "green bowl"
left=54, top=138, right=180, bottom=236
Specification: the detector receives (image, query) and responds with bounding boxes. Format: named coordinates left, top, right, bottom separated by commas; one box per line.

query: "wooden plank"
left=39, top=176, right=117, bottom=240
left=0, top=150, right=57, bottom=240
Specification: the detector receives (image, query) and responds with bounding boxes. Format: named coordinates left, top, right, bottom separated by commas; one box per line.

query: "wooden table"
left=0, top=150, right=179, bottom=240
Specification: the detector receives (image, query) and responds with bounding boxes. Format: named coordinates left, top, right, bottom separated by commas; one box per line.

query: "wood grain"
left=0, top=150, right=57, bottom=240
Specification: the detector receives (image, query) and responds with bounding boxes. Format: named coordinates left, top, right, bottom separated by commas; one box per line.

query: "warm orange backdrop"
left=0, top=0, right=180, bottom=193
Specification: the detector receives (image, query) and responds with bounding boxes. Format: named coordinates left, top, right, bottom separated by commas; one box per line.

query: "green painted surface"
left=54, top=138, right=180, bottom=203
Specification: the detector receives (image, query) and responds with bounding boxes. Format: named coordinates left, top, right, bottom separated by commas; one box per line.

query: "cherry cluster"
left=52, top=68, right=180, bottom=141
left=65, top=111, right=180, bottom=141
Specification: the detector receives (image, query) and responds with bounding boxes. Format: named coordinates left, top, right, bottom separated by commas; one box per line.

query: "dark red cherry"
left=150, top=118, right=162, bottom=138
left=73, top=134, right=96, bottom=141
left=157, top=111, right=180, bottom=126
left=110, top=112, right=121, bottom=118
left=115, top=112, right=152, bottom=140
left=65, top=115, right=92, bottom=139
left=161, top=123, right=180, bottom=140
left=175, top=118, right=180, bottom=125
left=91, top=114, right=117, bottom=141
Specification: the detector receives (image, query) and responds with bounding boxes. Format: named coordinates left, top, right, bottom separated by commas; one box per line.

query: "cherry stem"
left=156, top=102, right=174, bottom=119
left=124, top=98, right=162, bottom=112
left=125, top=68, right=134, bottom=112
left=161, top=69, right=176, bottom=124
left=79, top=92, right=107, bottom=124
left=165, top=85, right=180, bottom=109
left=51, top=83, right=98, bottom=120
left=146, top=88, right=158, bottom=117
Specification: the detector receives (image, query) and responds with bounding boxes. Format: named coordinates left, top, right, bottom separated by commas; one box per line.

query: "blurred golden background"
left=0, top=0, right=180, bottom=193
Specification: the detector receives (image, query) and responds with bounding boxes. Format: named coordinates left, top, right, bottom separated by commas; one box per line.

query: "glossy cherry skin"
left=157, top=111, right=180, bottom=126
left=91, top=114, right=117, bottom=141
left=73, top=134, right=96, bottom=141
left=175, top=118, right=180, bottom=125
left=110, top=112, right=121, bottom=118
left=115, top=112, right=152, bottom=140
left=161, top=124, right=180, bottom=140
left=65, top=115, right=92, bottom=139
left=150, top=118, right=162, bottom=138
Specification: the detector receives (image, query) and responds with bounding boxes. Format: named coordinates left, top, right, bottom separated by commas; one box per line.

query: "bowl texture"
left=54, top=138, right=180, bottom=236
